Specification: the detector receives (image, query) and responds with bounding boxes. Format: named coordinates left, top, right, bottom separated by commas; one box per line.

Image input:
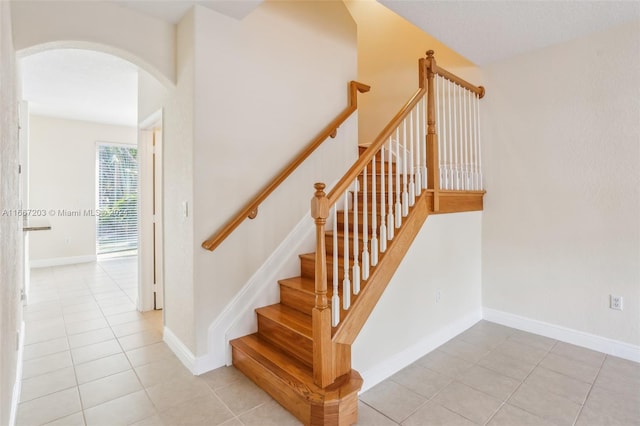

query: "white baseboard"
left=163, top=326, right=196, bottom=374
left=359, top=310, right=483, bottom=393
left=483, top=308, right=640, bottom=363
left=30, top=255, right=97, bottom=268
left=199, top=212, right=315, bottom=374
left=10, top=321, right=25, bottom=426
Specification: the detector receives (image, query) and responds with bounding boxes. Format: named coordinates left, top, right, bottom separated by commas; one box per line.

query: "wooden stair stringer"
left=332, top=187, right=431, bottom=346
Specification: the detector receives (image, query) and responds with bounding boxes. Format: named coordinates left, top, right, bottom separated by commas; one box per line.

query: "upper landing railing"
left=201, top=81, right=370, bottom=252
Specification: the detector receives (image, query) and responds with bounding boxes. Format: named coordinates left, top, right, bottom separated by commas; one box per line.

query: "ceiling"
left=20, top=1, right=639, bottom=127
left=380, top=0, right=640, bottom=65
left=21, top=49, right=139, bottom=127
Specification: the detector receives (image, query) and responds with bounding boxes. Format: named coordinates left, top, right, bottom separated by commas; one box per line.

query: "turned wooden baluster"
left=310, top=183, right=333, bottom=388
left=425, top=51, right=440, bottom=211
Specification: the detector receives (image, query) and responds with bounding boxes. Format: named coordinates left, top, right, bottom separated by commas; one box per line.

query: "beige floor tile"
left=63, top=309, right=104, bottom=324
left=60, top=296, right=98, bottom=308
left=357, top=402, right=397, bottom=426
left=23, top=350, right=73, bottom=379
left=107, top=310, right=144, bottom=326
left=439, top=339, right=490, bottom=363
left=401, top=400, right=475, bottom=426
left=456, top=328, right=508, bottom=350
left=134, top=356, right=193, bottom=388
left=432, top=381, right=502, bottom=424
left=416, top=349, right=473, bottom=378
left=117, top=329, right=163, bottom=351
left=83, top=390, right=157, bottom=426
left=101, top=303, right=137, bottom=317
left=79, top=369, right=142, bottom=408
left=75, top=353, right=132, bottom=384
left=159, top=394, right=235, bottom=426
left=62, top=301, right=100, bottom=315
left=130, top=414, right=165, bottom=426
left=17, top=387, right=81, bottom=426
left=360, top=380, right=427, bottom=423
left=24, top=307, right=63, bottom=323
left=67, top=328, right=115, bottom=349
left=508, top=330, right=557, bottom=351
left=25, top=322, right=67, bottom=345
left=65, top=317, right=109, bottom=335
left=126, top=342, right=175, bottom=367
left=218, top=419, right=243, bottom=426
left=390, top=363, right=452, bottom=399
left=595, top=355, right=640, bottom=393
left=215, top=376, right=271, bottom=415
left=111, top=319, right=154, bottom=338
left=487, top=404, right=554, bottom=426
left=509, top=383, right=581, bottom=425
left=457, top=365, right=520, bottom=401
left=577, top=379, right=640, bottom=425
left=493, top=339, right=548, bottom=365
left=146, top=376, right=213, bottom=410
left=525, top=366, right=591, bottom=404
left=551, top=342, right=605, bottom=367
left=200, top=365, right=246, bottom=391
left=538, top=352, right=600, bottom=383
left=42, top=411, right=85, bottom=426
left=239, top=399, right=302, bottom=426
left=20, top=367, right=77, bottom=402
left=23, top=337, right=69, bottom=361
left=478, top=351, right=536, bottom=381
left=71, top=339, right=122, bottom=364
left=470, top=321, right=516, bottom=338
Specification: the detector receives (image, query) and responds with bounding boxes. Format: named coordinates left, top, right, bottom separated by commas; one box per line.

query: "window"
left=96, top=143, right=138, bottom=254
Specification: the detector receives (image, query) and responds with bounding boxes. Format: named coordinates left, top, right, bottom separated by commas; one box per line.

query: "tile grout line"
left=570, top=353, right=606, bottom=426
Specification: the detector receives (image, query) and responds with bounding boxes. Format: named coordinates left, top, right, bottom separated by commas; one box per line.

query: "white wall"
left=0, top=2, right=22, bottom=424
left=28, top=116, right=137, bottom=264
left=354, top=212, right=482, bottom=389
left=11, top=0, right=175, bottom=86
left=482, top=21, right=640, bottom=346
left=191, top=1, right=358, bottom=359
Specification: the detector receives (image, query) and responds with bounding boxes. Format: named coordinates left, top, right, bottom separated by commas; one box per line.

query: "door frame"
left=138, top=109, right=164, bottom=311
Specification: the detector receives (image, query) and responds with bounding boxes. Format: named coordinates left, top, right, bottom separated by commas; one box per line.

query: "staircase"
left=216, top=51, right=486, bottom=425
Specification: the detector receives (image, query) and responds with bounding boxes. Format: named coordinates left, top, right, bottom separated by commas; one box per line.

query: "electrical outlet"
left=610, top=295, right=623, bottom=311
left=436, top=290, right=442, bottom=304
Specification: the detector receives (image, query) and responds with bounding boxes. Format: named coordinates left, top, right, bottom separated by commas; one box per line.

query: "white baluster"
left=387, top=137, right=395, bottom=240
left=453, top=83, right=460, bottom=190
left=332, top=204, right=339, bottom=327
left=352, top=179, right=360, bottom=295
left=421, top=95, right=428, bottom=190
left=407, top=114, right=415, bottom=210
left=372, top=151, right=380, bottom=261
left=379, top=145, right=387, bottom=252
left=473, top=92, right=479, bottom=190
left=476, top=93, right=483, bottom=190
left=463, top=87, right=469, bottom=190
left=395, top=136, right=402, bottom=228
left=437, top=77, right=445, bottom=189
left=414, top=102, right=422, bottom=196
left=342, top=192, right=350, bottom=310
left=448, top=79, right=454, bottom=190
left=362, top=165, right=369, bottom=281
left=404, top=117, right=412, bottom=214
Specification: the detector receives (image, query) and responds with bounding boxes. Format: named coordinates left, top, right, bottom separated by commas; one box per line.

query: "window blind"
left=97, top=144, right=138, bottom=254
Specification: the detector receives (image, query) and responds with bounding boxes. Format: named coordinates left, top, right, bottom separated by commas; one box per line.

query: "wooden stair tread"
left=256, top=303, right=312, bottom=337
left=279, top=276, right=316, bottom=294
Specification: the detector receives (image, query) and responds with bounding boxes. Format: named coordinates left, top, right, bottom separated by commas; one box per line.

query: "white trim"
left=483, top=308, right=640, bottom=363
left=138, top=109, right=163, bottom=130
left=358, top=310, right=482, bottom=393
left=195, top=212, right=316, bottom=375
left=10, top=321, right=25, bottom=426
left=163, top=326, right=196, bottom=373
left=30, top=255, right=97, bottom=268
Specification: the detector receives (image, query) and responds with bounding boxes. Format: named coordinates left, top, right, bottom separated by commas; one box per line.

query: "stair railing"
left=310, top=50, right=485, bottom=387
left=202, top=81, right=370, bottom=251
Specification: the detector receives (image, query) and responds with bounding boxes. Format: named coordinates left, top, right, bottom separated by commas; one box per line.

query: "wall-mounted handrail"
left=201, top=81, right=370, bottom=252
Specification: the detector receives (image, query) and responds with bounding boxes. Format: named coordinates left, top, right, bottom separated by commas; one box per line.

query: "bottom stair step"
left=231, top=334, right=362, bottom=425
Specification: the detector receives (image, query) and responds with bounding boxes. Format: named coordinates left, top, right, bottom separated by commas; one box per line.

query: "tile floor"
left=17, top=259, right=640, bottom=426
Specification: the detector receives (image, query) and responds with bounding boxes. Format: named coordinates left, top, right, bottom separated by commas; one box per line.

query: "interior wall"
left=482, top=21, right=640, bottom=346
left=353, top=212, right=482, bottom=388
left=0, top=2, right=22, bottom=424
left=191, top=1, right=358, bottom=357
left=27, top=116, right=137, bottom=264
left=10, top=0, right=175, bottom=86
left=344, top=0, right=476, bottom=145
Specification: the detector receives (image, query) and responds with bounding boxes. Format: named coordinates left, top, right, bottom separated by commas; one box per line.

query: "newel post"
left=425, top=50, right=440, bottom=211
left=310, top=183, right=334, bottom=388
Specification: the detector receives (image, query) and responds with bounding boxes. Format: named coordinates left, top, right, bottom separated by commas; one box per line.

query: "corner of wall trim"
left=163, top=326, right=196, bottom=374
left=482, top=308, right=640, bottom=363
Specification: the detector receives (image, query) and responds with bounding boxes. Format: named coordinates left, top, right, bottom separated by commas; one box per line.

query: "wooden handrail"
left=327, top=59, right=427, bottom=205
left=201, top=81, right=370, bottom=251
left=432, top=65, right=485, bottom=98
